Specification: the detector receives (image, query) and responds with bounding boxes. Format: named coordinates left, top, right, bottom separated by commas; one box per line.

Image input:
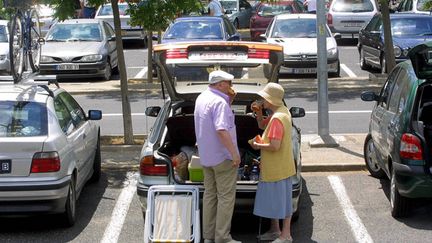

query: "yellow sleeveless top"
left=260, top=106, right=296, bottom=182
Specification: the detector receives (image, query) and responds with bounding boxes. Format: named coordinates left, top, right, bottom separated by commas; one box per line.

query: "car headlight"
left=78, top=54, right=103, bottom=62
left=327, top=47, right=338, bottom=58
left=394, top=46, right=402, bottom=58
left=40, top=56, right=58, bottom=63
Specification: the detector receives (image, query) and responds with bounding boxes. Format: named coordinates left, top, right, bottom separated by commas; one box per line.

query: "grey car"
left=39, top=19, right=118, bottom=81
left=0, top=80, right=102, bottom=226
left=221, top=0, right=253, bottom=29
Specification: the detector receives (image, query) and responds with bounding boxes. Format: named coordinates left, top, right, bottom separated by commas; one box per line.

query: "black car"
left=361, top=42, right=432, bottom=217
left=358, top=13, right=432, bottom=73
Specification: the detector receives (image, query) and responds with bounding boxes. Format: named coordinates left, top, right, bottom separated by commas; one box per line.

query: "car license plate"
left=0, top=160, right=11, bottom=174
left=189, top=52, right=247, bottom=61
left=56, top=64, right=79, bottom=70
left=294, top=68, right=316, bottom=74
left=344, top=22, right=362, bottom=27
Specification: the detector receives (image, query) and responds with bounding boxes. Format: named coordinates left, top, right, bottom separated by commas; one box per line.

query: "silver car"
left=0, top=81, right=102, bottom=226
left=221, top=0, right=253, bottom=29
left=327, top=0, right=379, bottom=37
left=39, top=19, right=118, bottom=81
left=0, top=20, right=10, bottom=73
left=95, top=2, right=146, bottom=46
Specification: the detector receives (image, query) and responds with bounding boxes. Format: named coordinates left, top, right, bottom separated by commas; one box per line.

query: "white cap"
left=208, top=70, right=234, bottom=84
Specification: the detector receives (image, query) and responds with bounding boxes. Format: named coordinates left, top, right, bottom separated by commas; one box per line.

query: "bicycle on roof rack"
left=3, top=0, right=42, bottom=84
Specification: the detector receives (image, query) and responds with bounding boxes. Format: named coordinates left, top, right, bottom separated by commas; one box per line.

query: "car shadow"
left=292, top=177, right=317, bottom=243
left=0, top=173, right=108, bottom=238
left=378, top=177, right=432, bottom=230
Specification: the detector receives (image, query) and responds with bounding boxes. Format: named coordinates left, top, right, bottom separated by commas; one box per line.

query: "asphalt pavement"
left=60, top=73, right=387, bottom=173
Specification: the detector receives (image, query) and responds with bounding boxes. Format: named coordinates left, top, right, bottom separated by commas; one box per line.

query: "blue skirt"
left=253, top=177, right=293, bottom=219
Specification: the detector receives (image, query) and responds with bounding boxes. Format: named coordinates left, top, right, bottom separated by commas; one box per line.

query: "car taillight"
left=327, top=13, right=333, bottom=26
left=400, top=133, right=423, bottom=160
left=166, top=49, right=188, bottom=59
left=31, top=152, right=60, bottom=173
left=140, top=155, right=168, bottom=176
left=248, top=49, right=270, bottom=59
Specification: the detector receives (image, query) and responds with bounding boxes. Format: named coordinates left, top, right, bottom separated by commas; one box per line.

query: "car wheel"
left=62, top=176, right=76, bottom=227
left=329, top=61, right=340, bottom=78
left=380, top=54, right=387, bottom=74
left=390, top=166, right=408, bottom=218
left=234, top=19, right=240, bottom=29
left=90, top=134, right=101, bottom=183
left=363, top=134, right=385, bottom=178
left=359, top=47, right=370, bottom=70
left=103, top=60, right=112, bottom=81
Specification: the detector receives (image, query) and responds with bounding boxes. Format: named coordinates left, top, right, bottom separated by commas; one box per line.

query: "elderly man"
left=194, top=70, right=241, bottom=243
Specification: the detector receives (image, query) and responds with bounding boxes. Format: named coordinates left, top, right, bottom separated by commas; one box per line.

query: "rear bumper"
left=393, top=163, right=432, bottom=198
left=0, top=175, right=71, bottom=213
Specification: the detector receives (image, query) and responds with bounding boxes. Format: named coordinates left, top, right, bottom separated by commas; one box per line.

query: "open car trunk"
left=415, top=83, right=432, bottom=165
left=158, top=111, right=263, bottom=184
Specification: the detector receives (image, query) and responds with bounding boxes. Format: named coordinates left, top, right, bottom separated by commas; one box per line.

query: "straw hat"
left=258, top=83, right=284, bottom=107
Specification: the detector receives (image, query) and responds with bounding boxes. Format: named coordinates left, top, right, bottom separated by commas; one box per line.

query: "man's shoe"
left=271, top=237, right=293, bottom=243
left=258, top=231, right=280, bottom=241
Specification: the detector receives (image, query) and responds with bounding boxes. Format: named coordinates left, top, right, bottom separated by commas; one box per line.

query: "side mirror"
left=361, top=91, right=379, bottom=102
left=258, top=33, right=267, bottom=41
left=38, top=37, right=46, bottom=45
left=290, top=107, right=305, bottom=118
left=88, top=110, right=102, bottom=120
left=333, top=33, right=341, bottom=39
left=145, top=106, right=161, bottom=117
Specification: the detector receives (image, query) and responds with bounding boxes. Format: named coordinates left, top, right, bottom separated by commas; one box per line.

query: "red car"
left=250, top=0, right=305, bottom=41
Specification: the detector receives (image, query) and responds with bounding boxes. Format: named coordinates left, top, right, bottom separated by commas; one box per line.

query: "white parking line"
left=134, top=67, right=148, bottom=79
left=340, top=64, right=357, bottom=78
left=101, top=172, right=138, bottom=243
left=306, top=110, right=371, bottom=114
left=328, top=175, right=373, bottom=243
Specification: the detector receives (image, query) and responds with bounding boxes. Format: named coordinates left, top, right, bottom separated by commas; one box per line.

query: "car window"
left=364, top=15, right=381, bottom=31
left=0, top=101, right=48, bottom=137
left=272, top=18, right=330, bottom=38
left=103, top=22, right=114, bottom=38
left=224, top=18, right=235, bottom=36
left=54, top=97, right=75, bottom=134
left=388, top=68, right=410, bottom=114
left=331, top=0, right=375, bottom=12
left=379, top=67, right=400, bottom=108
left=0, top=25, right=7, bottom=43
left=220, top=0, right=237, bottom=10
left=389, top=17, right=432, bottom=37
left=259, top=3, right=295, bottom=16
left=165, top=20, right=223, bottom=40
left=98, top=4, right=128, bottom=16
left=58, top=92, right=87, bottom=128
left=240, top=0, right=251, bottom=9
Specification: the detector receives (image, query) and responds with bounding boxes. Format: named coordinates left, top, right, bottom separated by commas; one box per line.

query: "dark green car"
left=361, top=42, right=432, bottom=218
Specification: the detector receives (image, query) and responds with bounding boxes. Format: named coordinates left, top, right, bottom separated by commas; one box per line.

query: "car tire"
left=359, top=47, right=370, bottom=70
left=234, top=19, right=240, bottom=29
left=62, top=176, right=76, bottom=227
left=329, top=61, right=340, bottom=78
left=363, top=134, right=386, bottom=178
left=103, top=60, right=112, bottom=81
left=90, top=134, right=101, bottom=183
left=390, top=166, right=408, bottom=218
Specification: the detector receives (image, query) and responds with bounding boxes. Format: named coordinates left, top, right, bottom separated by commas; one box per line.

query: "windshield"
left=390, top=18, right=432, bottom=37
left=0, top=26, right=7, bottom=42
left=164, top=20, right=223, bottom=40
left=0, top=101, right=48, bottom=137
left=46, top=23, right=102, bottom=42
left=272, top=18, right=330, bottom=38
left=97, top=4, right=129, bottom=16
left=220, top=0, right=237, bottom=11
left=331, top=0, right=374, bottom=12
left=258, top=3, right=296, bottom=16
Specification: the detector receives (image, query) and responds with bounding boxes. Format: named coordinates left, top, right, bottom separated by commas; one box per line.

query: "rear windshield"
left=272, top=18, right=331, bottom=38
left=390, top=17, right=432, bottom=37
left=0, top=101, right=48, bottom=137
left=331, top=0, right=375, bottom=12
left=164, top=20, right=223, bottom=40
left=258, top=3, right=296, bottom=16
left=97, top=4, right=129, bottom=16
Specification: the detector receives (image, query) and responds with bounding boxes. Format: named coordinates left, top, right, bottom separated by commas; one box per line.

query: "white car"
left=36, top=4, right=56, bottom=37
left=0, top=20, right=10, bottom=73
left=262, top=14, right=340, bottom=77
left=94, top=2, right=146, bottom=46
left=0, top=80, right=102, bottom=226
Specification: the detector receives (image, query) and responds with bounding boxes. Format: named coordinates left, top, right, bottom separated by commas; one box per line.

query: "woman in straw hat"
left=250, top=83, right=295, bottom=243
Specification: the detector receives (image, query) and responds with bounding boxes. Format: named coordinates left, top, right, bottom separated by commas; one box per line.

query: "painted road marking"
left=134, top=67, right=148, bottom=79
left=101, top=172, right=138, bottom=243
left=328, top=175, right=373, bottom=243
left=341, top=64, right=357, bottom=78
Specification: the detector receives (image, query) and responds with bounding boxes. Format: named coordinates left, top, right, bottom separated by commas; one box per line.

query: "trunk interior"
left=416, top=84, right=432, bottom=163
left=158, top=104, right=262, bottom=185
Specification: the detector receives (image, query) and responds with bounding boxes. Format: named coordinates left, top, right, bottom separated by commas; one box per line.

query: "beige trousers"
left=202, top=159, right=237, bottom=243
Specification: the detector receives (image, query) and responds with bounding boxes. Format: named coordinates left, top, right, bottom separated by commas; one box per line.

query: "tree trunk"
left=380, top=0, right=396, bottom=74
left=111, top=0, right=134, bottom=144
left=147, top=31, right=153, bottom=83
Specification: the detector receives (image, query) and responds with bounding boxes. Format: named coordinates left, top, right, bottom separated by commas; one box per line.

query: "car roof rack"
left=0, top=74, right=59, bottom=97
